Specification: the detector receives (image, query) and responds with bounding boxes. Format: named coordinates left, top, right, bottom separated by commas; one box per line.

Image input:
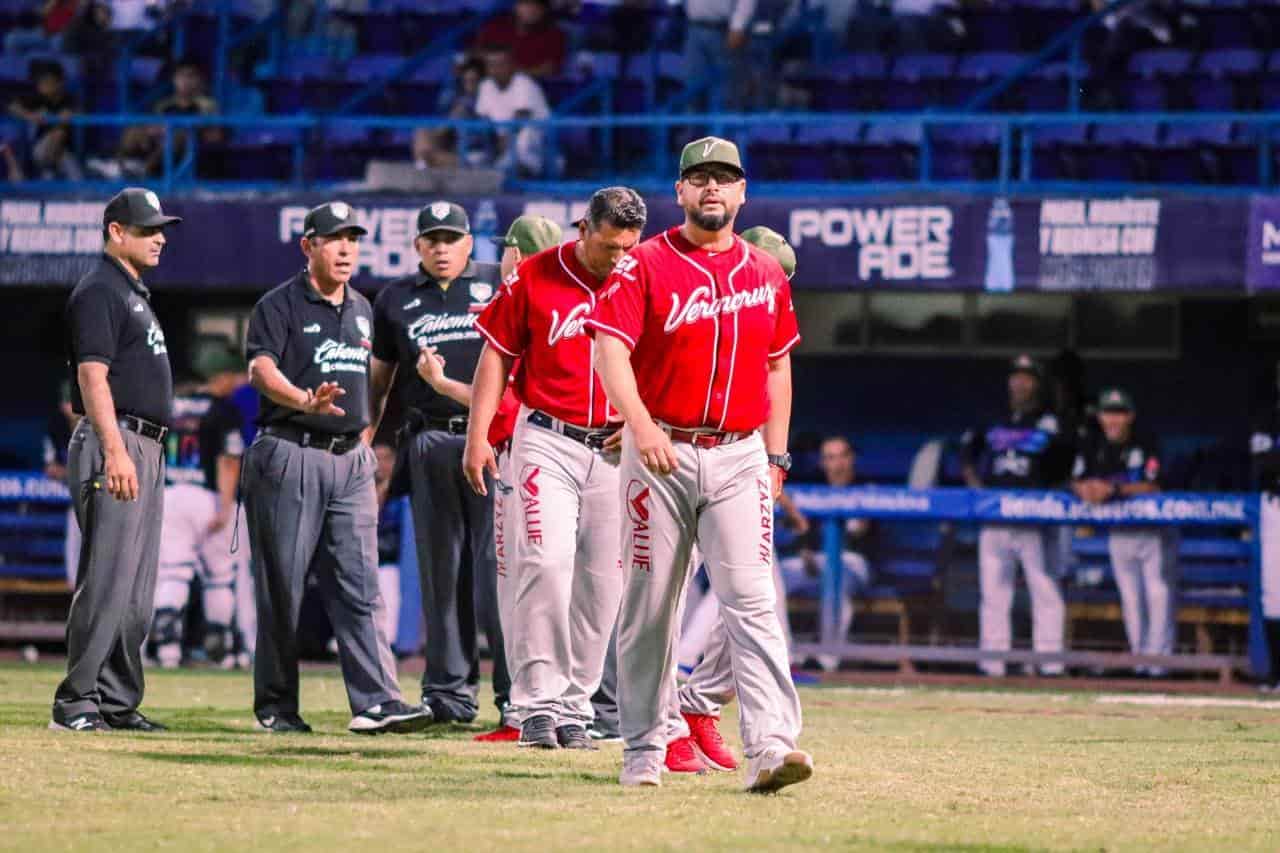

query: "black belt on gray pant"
left=262, top=424, right=361, bottom=454
left=527, top=410, right=619, bottom=451
left=118, top=413, right=168, bottom=443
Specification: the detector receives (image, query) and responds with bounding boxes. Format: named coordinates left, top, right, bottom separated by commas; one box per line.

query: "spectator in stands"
left=781, top=435, right=876, bottom=671
left=108, top=0, right=162, bottom=34
left=475, top=45, right=551, bottom=177
left=963, top=355, right=1073, bottom=677
left=683, top=0, right=754, bottom=111
left=434, top=58, right=491, bottom=167
left=0, top=142, right=24, bottom=183
left=473, top=0, right=567, bottom=79
left=6, top=61, right=82, bottom=180
left=104, top=61, right=221, bottom=179
left=412, top=127, right=461, bottom=171
left=2, top=0, right=81, bottom=54
left=62, top=3, right=117, bottom=79
left=1072, top=388, right=1176, bottom=677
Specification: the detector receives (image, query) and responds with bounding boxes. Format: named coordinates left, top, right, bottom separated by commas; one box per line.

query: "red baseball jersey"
left=584, top=226, right=800, bottom=433
left=475, top=243, right=616, bottom=429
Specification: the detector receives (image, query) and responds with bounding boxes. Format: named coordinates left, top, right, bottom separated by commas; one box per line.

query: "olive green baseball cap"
left=741, top=226, right=796, bottom=278
left=492, top=215, right=562, bottom=256
left=1098, top=387, right=1135, bottom=412
left=679, top=136, right=743, bottom=178
left=192, top=336, right=246, bottom=380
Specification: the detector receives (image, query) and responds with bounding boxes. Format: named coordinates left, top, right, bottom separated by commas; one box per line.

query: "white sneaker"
left=745, top=748, right=813, bottom=794
left=619, top=751, right=662, bottom=787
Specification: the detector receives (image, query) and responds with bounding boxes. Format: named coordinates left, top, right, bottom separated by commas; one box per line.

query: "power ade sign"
left=278, top=204, right=420, bottom=279
left=788, top=205, right=955, bottom=283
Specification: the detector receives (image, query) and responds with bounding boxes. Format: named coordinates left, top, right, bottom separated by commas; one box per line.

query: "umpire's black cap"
left=103, top=187, right=182, bottom=228
left=303, top=201, right=367, bottom=238
left=417, top=200, right=470, bottom=237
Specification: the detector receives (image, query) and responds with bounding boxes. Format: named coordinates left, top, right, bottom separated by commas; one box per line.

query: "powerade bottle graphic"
left=473, top=199, right=499, bottom=264
left=984, top=198, right=1014, bottom=292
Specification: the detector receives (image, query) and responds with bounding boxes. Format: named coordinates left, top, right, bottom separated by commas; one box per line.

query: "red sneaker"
left=473, top=725, right=520, bottom=743
left=683, top=712, right=738, bottom=771
left=664, top=736, right=707, bottom=774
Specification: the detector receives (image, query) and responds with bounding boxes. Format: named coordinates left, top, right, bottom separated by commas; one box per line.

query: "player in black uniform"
left=369, top=200, right=509, bottom=725
left=151, top=338, right=252, bottom=669
left=1072, top=388, right=1176, bottom=675
left=962, top=354, right=1074, bottom=677
left=1251, top=363, right=1280, bottom=691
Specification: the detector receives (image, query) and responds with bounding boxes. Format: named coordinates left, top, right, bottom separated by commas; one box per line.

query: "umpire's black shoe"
left=102, top=711, right=168, bottom=732
left=422, top=696, right=476, bottom=725
left=48, top=711, right=111, bottom=733
left=349, top=701, right=433, bottom=735
left=518, top=714, right=559, bottom=749
left=256, top=712, right=313, bottom=733
left=556, top=723, right=597, bottom=751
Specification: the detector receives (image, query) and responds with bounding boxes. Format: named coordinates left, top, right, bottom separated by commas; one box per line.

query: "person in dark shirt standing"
left=51, top=187, right=179, bottom=733
left=370, top=200, right=508, bottom=726
left=962, top=354, right=1072, bottom=677
left=242, top=200, right=430, bottom=736
left=1072, top=388, right=1176, bottom=676
left=7, top=61, right=81, bottom=180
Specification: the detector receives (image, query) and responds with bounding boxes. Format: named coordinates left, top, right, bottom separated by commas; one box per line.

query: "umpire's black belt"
left=527, top=410, right=619, bottom=451
left=119, top=414, right=168, bottom=443
left=262, top=424, right=362, bottom=454
left=405, top=409, right=469, bottom=436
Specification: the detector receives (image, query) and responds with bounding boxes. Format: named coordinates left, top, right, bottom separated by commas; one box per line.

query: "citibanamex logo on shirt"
left=626, top=479, right=651, bottom=573
left=146, top=321, right=167, bottom=356
left=520, top=465, right=542, bottom=545
left=313, top=339, right=369, bottom=374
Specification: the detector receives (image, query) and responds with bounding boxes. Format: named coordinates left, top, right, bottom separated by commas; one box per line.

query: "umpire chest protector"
left=373, top=260, right=500, bottom=419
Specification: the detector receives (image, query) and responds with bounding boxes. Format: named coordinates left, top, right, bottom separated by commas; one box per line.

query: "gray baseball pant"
left=53, top=419, right=164, bottom=720
left=1108, top=529, right=1179, bottom=658
left=243, top=435, right=398, bottom=718
left=978, top=524, right=1065, bottom=677
left=617, top=432, right=801, bottom=763
left=408, top=429, right=509, bottom=721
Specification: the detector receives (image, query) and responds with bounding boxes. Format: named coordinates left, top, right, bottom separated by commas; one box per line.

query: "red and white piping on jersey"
left=556, top=242, right=603, bottom=427
left=769, top=332, right=801, bottom=360
left=660, top=231, right=748, bottom=429
left=474, top=318, right=519, bottom=358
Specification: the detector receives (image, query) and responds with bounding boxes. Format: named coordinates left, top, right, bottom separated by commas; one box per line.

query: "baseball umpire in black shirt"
left=51, top=187, right=179, bottom=733
left=370, top=200, right=509, bottom=724
left=242, top=200, right=430, bottom=735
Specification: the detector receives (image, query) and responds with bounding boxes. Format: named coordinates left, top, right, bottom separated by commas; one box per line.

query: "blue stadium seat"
left=1126, top=48, right=1193, bottom=79
left=955, top=51, right=1027, bottom=81
left=1198, top=48, right=1264, bottom=78
left=890, top=53, right=956, bottom=83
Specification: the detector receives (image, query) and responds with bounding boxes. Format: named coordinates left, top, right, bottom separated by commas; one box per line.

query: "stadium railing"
left=786, top=485, right=1262, bottom=683
left=3, top=110, right=1277, bottom=195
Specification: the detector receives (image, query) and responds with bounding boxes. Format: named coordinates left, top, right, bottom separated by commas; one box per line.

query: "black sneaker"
left=518, top=714, right=558, bottom=749
left=556, top=723, right=597, bottom=750
left=349, top=701, right=433, bottom=735
left=422, top=695, right=476, bottom=724
left=256, top=712, right=313, bottom=733
left=102, top=711, right=168, bottom=732
left=48, top=711, right=110, bottom=733
left=587, top=723, right=622, bottom=743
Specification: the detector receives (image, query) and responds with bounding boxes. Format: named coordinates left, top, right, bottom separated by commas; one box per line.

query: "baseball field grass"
left=2, top=663, right=1280, bottom=852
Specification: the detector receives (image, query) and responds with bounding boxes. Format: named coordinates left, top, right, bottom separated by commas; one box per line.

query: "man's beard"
left=688, top=205, right=735, bottom=232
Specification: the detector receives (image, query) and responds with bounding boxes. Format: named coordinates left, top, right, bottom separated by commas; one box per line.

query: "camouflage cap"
left=1098, top=387, right=1135, bottom=412
left=678, top=136, right=743, bottom=177
left=192, top=336, right=246, bottom=380
left=492, top=215, right=562, bottom=256
left=741, top=226, right=796, bottom=278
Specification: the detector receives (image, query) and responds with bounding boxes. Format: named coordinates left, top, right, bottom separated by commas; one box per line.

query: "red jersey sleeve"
left=475, top=269, right=530, bottom=358
left=584, top=253, right=645, bottom=351
left=769, top=276, right=801, bottom=359
left=487, top=387, right=521, bottom=448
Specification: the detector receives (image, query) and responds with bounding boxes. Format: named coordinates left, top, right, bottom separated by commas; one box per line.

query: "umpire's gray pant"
left=978, top=524, right=1065, bottom=677
left=243, top=435, right=397, bottom=717
left=53, top=419, right=164, bottom=720
left=1109, top=529, right=1179, bottom=659
left=408, top=429, right=509, bottom=721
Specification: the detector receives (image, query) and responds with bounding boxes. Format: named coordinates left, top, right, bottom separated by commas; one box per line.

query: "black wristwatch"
left=767, top=453, right=792, bottom=472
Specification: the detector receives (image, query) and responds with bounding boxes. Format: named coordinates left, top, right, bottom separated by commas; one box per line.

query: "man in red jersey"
left=585, top=137, right=812, bottom=793
left=464, top=187, right=647, bottom=750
